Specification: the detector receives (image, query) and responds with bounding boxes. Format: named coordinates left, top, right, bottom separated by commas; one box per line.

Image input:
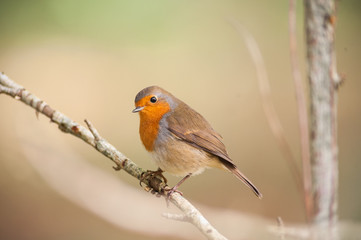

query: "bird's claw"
left=139, top=168, right=168, bottom=190
left=164, top=185, right=183, bottom=198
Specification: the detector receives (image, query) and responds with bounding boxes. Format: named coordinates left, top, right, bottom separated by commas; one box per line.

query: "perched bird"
left=133, top=86, right=262, bottom=198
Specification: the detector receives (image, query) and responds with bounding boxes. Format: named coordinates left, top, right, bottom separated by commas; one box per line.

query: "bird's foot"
left=140, top=168, right=168, bottom=192
left=164, top=185, right=183, bottom=198
left=163, top=173, right=192, bottom=199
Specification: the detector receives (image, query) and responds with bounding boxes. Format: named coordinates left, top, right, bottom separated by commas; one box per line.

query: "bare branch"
left=304, top=0, right=339, bottom=238
left=0, top=84, right=21, bottom=97
left=169, top=194, right=227, bottom=240
left=162, top=213, right=190, bottom=222
left=0, top=72, right=228, bottom=240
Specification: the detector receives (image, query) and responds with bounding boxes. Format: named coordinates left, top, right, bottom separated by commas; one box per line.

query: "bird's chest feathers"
left=139, top=104, right=170, bottom=151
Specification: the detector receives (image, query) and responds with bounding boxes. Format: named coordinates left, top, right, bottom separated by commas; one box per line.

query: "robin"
left=133, top=86, right=262, bottom=198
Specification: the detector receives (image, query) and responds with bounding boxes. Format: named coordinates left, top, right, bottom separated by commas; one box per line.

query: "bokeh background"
left=0, top=0, right=360, bottom=239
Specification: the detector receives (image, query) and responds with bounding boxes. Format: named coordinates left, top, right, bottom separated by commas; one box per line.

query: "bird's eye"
left=150, top=96, right=158, bottom=103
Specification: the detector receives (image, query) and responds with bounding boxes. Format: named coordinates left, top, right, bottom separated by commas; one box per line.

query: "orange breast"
left=138, top=102, right=170, bottom=151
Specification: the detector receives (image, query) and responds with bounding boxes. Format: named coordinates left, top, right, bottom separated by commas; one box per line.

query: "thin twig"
left=85, top=119, right=101, bottom=141
left=288, top=0, right=313, bottom=222
left=0, top=72, right=228, bottom=240
left=276, top=217, right=286, bottom=240
left=268, top=223, right=310, bottom=240
left=231, top=21, right=303, bottom=192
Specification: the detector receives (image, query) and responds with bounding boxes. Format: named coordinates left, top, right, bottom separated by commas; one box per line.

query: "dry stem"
left=288, top=0, right=313, bottom=222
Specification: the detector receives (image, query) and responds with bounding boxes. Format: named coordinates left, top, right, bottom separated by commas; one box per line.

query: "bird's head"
left=132, top=86, right=177, bottom=121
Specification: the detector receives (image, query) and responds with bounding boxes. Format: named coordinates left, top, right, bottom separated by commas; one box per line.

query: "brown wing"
left=166, top=102, right=234, bottom=165
left=168, top=125, right=232, bottom=162
left=166, top=102, right=262, bottom=198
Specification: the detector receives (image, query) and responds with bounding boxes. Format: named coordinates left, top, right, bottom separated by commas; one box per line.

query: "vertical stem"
left=304, top=0, right=339, bottom=238
left=288, top=0, right=313, bottom=222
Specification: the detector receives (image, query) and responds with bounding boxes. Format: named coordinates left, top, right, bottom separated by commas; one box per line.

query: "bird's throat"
left=139, top=117, right=159, bottom=151
left=139, top=103, right=170, bottom=151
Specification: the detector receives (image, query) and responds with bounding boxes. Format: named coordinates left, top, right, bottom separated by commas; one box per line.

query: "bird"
left=132, top=86, right=262, bottom=198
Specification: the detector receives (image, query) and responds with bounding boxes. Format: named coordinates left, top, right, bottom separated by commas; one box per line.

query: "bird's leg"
left=165, top=173, right=192, bottom=197
left=140, top=168, right=168, bottom=187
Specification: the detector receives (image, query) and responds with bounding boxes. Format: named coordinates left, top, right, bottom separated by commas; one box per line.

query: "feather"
left=167, top=102, right=262, bottom=198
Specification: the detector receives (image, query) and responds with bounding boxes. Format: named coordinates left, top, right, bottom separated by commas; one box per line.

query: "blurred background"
left=0, top=0, right=360, bottom=239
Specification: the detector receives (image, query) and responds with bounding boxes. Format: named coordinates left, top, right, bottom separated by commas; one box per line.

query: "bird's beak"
left=132, top=106, right=144, bottom=113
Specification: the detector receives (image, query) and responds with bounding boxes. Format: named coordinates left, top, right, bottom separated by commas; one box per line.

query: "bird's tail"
left=224, top=162, right=262, bottom=199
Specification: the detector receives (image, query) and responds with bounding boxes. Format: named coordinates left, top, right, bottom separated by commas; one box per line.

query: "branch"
left=304, top=0, right=339, bottom=238
left=0, top=72, right=227, bottom=240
